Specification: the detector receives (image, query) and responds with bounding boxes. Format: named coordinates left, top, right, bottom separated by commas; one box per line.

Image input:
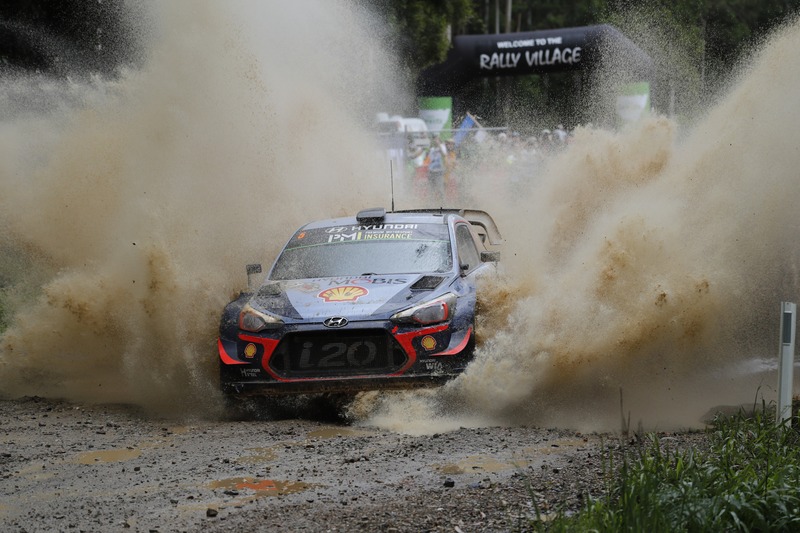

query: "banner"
left=418, top=24, right=654, bottom=96
left=615, top=81, right=650, bottom=126
left=418, top=96, right=453, bottom=139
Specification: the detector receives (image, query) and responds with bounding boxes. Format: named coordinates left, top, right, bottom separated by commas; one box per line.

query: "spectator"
left=554, top=124, right=567, bottom=144
left=427, top=134, right=447, bottom=204
left=407, top=136, right=428, bottom=199
left=540, top=129, right=554, bottom=153
left=444, top=138, right=457, bottom=204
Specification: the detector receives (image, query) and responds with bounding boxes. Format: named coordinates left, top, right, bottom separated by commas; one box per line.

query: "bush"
left=532, top=406, right=800, bottom=532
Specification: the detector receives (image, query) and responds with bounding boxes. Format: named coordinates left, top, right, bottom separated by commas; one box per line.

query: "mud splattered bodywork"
left=218, top=208, right=501, bottom=396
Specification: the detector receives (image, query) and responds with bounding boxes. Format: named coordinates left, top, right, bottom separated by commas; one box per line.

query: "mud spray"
left=353, top=16, right=800, bottom=434
left=0, top=1, right=396, bottom=414
left=1, top=2, right=799, bottom=431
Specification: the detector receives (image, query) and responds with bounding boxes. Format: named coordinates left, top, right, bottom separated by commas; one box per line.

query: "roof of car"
left=297, top=208, right=502, bottom=248
left=300, top=209, right=453, bottom=230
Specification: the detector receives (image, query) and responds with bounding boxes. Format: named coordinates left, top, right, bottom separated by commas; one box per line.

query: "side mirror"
left=246, top=264, right=262, bottom=290
left=481, top=251, right=500, bottom=262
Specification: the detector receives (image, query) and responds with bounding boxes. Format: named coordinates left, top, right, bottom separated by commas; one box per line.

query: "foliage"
left=602, top=1, right=707, bottom=124
left=374, top=0, right=800, bottom=126
left=368, top=0, right=481, bottom=72
left=704, top=0, right=798, bottom=68
left=0, top=0, right=142, bottom=73
left=4, top=1, right=796, bottom=125
left=531, top=407, right=800, bottom=532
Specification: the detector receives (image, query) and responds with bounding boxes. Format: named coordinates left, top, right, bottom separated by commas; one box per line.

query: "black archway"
left=418, top=24, right=653, bottom=96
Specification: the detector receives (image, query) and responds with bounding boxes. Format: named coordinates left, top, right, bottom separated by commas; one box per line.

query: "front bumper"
left=219, top=320, right=473, bottom=396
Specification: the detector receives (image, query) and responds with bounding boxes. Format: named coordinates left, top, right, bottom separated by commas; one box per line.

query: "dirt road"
left=0, top=395, right=651, bottom=532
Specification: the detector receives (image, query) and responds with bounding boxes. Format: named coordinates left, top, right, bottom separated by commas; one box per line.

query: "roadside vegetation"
left=530, top=404, right=800, bottom=532
left=370, top=0, right=798, bottom=127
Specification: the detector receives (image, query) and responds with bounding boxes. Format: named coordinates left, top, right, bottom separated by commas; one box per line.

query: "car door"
left=448, top=223, right=486, bottom=329
left=455, top=223, right=483, bottom=275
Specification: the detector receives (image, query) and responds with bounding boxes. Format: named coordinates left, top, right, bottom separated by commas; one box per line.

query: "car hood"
left=249, top=274, right=450, bottom=322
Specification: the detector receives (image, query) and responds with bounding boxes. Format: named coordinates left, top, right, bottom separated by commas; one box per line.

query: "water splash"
left=0, top=1, right=396, bottom=414
left=355, top=17, right=800, bottom=432
left=2, top=2, right=799, bottom=432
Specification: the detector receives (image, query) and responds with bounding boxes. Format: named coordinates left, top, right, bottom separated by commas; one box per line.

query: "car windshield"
left=269, top=223, right=452, bottom=280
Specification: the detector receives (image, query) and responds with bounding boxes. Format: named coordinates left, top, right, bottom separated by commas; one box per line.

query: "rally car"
left=218, top=208, right=501, bottom=398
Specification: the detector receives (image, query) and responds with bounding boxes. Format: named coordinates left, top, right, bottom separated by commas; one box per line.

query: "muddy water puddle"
left=70, top=425, right=190, bottom=465
left=434, top=438, right=588, bottom=475
left=209, top=477, right=316, bottom=497
left=233, top=426, right=375, bottom=464
left=435, top=455, right=528, bottom=475
left=306, top=426, right=376, bottom=439
left=14, top=461, right=56, bottom=481
left=75, top=448, right=142, bottom=464
left=237, top=447, right=278, bottom=463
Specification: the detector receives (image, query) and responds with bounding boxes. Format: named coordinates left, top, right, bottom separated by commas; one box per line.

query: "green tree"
left=704, top=0, right=799, bottom=86
left=370, top=0, right=800, bottom=125
left=369, top=0, right=481, bottom=72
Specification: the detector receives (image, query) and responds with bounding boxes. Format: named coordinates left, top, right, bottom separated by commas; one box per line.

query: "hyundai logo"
left=323, top=316, right=349, bottom=328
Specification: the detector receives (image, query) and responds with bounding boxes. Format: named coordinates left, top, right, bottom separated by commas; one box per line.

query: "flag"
left=452, top=112, right=481, bottom=146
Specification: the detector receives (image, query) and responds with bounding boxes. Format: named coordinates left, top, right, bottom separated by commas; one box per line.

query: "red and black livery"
left=218, top=208, right=501, bottom=398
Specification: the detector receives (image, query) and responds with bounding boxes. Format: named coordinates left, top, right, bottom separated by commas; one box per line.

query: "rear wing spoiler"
left=393, top=208, right=503, bottom=247
left=459, top=209, right=503, bottom=247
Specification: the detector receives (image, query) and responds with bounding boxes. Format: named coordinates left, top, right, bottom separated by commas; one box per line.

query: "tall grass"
left=532, top=406, right=800, bottom=532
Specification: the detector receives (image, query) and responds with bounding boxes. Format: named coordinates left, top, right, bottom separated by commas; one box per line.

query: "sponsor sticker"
left=424, top=360, right=444, bottom=374
left=286, top=281, right=320, bottom=293
left=318, top=286, right=368, bottom=303
left=326, top=276, right=406, bottom=286
left=244, top=343, right=257, bottom=358
left=287, top=224, right=447, bottom=249
left=421, top=336, right=437, bottom=351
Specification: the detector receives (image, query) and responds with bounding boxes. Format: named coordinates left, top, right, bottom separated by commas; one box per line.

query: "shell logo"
left=421, top=335, right=437, bottom=351
left=243, top=343, right=257, bottom=358
left=318, top=285, right=368, bottom=302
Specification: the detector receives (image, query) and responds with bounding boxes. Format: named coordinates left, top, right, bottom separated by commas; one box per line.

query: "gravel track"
left=0, top=396, right=708, bottom=532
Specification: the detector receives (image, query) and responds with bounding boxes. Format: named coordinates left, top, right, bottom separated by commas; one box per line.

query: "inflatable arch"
left=418, top=24, right=653, bottom=96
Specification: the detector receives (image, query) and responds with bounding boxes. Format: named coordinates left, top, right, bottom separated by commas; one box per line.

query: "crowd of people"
left=400, top=124, right=574, bottom=206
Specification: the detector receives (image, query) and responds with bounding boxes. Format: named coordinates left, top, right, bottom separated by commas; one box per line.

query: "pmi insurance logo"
left=318, top=285, right=368, bottom=303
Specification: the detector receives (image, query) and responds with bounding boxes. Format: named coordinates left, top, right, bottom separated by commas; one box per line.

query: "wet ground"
left=0, top=396, right=708, bottom=532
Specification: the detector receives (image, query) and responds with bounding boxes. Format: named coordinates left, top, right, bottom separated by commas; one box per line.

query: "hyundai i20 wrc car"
left=218, top=208, right=502, bottom=398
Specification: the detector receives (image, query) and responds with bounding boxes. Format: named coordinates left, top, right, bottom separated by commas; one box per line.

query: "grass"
left=530, top=404, right=800, bottom=532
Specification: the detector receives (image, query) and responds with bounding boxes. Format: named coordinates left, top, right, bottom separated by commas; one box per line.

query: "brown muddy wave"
left=2, top=3, right=800, bottom=431
left=0, top=1, right=392, bottom=415
left=354, top=19, right=800, bottom=433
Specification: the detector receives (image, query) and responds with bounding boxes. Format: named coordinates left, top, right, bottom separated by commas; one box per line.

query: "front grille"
left=269, top=329, right=408, bottom=378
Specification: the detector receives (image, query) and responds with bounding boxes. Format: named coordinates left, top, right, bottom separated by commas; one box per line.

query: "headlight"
left=238, top=304, right=284, bottom=332
left=391, top=293, right=456, bottom=325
